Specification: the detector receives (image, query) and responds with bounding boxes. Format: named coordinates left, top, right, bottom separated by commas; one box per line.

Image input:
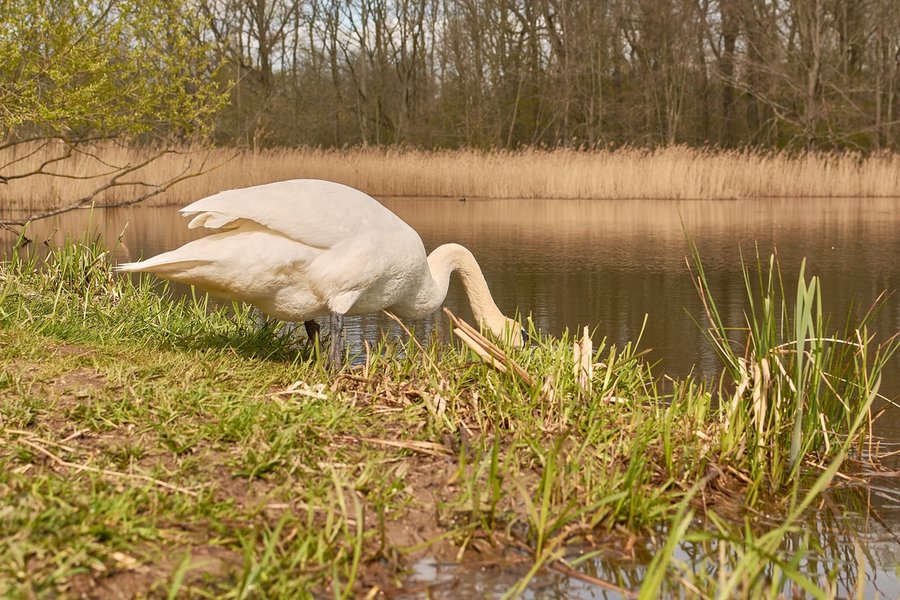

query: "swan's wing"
left=180, top=179, right=412, bottom=249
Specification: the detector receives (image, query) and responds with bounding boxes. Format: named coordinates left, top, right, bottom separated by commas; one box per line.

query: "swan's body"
left=117, top=179, right=523, bottom=362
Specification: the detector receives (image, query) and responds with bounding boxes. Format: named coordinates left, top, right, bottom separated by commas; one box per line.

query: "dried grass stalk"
left=444, top=307, right=534, bottom=386
left=573, top=326, right=593, bottom=394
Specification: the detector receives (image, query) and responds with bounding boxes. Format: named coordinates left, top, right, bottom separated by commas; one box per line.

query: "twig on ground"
left=503, top=534, right=638, bottom=598
left=14, top=436, right=198, bottom=496
left=333, top=434, right=452, bottom=457
left=550, top=559, right=638, bottom=598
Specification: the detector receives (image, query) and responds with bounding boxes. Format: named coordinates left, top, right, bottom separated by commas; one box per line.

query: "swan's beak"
left=481, top=315, right=528, bottom=348
left=501, top=317, right=527, bottom=348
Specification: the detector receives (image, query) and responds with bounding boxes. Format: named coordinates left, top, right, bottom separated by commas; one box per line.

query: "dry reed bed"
left=3, top=142, right=900, bottom=211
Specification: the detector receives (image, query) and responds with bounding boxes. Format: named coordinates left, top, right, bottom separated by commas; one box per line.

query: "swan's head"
left=485, top=315, right=528, bottom=348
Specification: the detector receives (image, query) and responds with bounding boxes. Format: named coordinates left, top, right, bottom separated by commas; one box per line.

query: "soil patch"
left=66, top=544, right=241, bottom=599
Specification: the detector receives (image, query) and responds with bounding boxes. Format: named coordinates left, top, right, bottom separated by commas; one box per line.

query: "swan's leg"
left=304, top=319, right=320, bottom=340
left=252, top=308, right=268, bottom=330
left=328, top=313, right=344, bottom=367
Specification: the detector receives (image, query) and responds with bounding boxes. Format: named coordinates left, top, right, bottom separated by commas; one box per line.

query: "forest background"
left=5, top=0, right=900, bottom=154
left=205, top=0, right=900, bottom=151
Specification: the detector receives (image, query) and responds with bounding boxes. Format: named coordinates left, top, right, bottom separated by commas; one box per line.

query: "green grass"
left=0, top=238, right=895, bottom=598
left=688, top=243, right=897, bottom=501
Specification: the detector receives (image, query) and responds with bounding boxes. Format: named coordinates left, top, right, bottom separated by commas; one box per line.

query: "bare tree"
left=131, top=0, right=900, bottom=151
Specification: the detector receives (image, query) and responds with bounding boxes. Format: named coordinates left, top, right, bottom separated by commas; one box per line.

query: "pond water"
left=2, top=196, right=898, bottom=597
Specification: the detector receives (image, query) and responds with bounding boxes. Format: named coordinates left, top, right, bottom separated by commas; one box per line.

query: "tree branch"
left=0, top=147, right=237, bottom=232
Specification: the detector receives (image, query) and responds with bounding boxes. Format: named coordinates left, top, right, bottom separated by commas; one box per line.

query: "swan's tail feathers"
left=114, top=261, right=142, bottom=273
left=115, top=257, right=211, bottom=275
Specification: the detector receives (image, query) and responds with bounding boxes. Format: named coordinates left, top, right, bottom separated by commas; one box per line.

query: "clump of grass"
left=0, top=238, right=895, bottom=598
left=0, top=235, right=310, bottom=361
left=689, top=243, right=898, bottom=502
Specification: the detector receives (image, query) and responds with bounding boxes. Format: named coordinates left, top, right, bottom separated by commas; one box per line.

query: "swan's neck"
left=405, top=243, right=507, bottom=327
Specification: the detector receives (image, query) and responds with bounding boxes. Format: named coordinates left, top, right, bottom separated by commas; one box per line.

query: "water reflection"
left=404, top=491, right=900, bottom=599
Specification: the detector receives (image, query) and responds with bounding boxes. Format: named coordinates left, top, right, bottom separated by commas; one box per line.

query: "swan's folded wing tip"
left=185, top=211, right=240, bottom=230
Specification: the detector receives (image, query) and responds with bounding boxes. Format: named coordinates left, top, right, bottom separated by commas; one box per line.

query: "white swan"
left=117, top=179, right=525, bottom=364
